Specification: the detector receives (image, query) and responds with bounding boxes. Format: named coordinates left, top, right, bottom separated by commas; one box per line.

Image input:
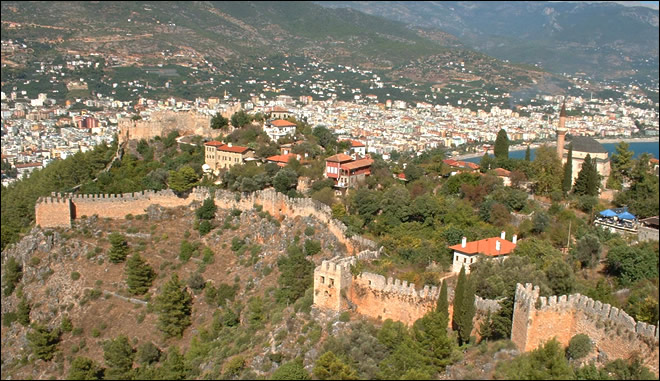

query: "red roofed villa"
left=325, top=153, right=373, bottom=188
left=449, top=232, right=517, bottom=274
left=204, top=141, right=255, bottom=172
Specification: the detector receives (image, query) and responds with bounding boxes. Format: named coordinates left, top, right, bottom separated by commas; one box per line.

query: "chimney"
left=500, top=231, right=506, bottom=240
left=512, top=234, right=517, bottom=244
left=228, top=142, right=232, bottom=147
left=461, top=237, right=467, bottom=248
left=496, top=239, right=501, bottom=252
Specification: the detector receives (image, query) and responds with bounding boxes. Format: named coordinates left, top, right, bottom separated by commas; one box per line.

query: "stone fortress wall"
left=512, top=283, right=659, bottom=374
left=118, top=110, right=215, bottom=144
left=34, top=188, right=377, bottom=254
left=313, top=252, right=502, bottom=329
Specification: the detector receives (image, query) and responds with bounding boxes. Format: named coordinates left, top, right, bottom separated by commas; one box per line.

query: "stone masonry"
left=313, top=252, right=501, bottom=329
left=118, top=110, right=214, bottom=144
left=34, top=188, right=377, bottom=254
left=512, top=283, right=659, bottom=375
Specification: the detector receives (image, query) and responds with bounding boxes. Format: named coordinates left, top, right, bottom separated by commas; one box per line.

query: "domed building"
left=556, top=103, right=610, bottom=188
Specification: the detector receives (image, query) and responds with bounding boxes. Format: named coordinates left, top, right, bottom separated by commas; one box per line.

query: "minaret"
left=557, top=101, right=567, bottom=161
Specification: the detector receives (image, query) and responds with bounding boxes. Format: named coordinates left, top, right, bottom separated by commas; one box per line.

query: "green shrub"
left=567, top=334, right=592, bottom=360
left=71, top=272, right=81, bottom=281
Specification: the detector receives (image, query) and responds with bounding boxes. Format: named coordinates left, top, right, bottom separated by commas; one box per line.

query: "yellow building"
left=204, top=141, right=255, bottom=172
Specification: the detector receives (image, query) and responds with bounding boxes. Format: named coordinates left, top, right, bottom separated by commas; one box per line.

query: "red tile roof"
left=341, top=158, right=373, bottom=170
left=270, top=119, right=297, bottom=127
left=218, top=144, right=251, bottom=154
left=494, top=168, right=511, bottom=177
left=325, top=153, right=353, bottom=163
left=204, top=140, right=225, bottom=147
left=448, top=237, right=516, bottom=257
left=342, top=139, right=365, bottom=147
left=266, top=153, right=298, bottom=163
left=205, top=141, right=251, bottom=154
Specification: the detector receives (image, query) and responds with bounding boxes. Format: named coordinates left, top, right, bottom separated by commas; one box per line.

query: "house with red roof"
left=493, top=167, right=512, bottom=187
left=264, top=119, right=296, bottom=142
left=325, top=153, right=373, bottom=188
left=266, top=153, right=304, bottom=168
left=341, top=139, right=366, bottom=159
left=204, top=141, right=255, bottom=172
left=449, top=232, right=517, bottom=274
left=443, top=159, right=480, bottom=175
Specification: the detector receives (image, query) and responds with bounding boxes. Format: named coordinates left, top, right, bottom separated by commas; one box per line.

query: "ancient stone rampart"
left=34, top=187, right=376, bottom=253
left=512, top=283, right=659, bottom=374
left=118, top=110, right=214, bottom=143
left=314, top=251, right=501, bottom=327
left=35, top=196, right=72, bottom=228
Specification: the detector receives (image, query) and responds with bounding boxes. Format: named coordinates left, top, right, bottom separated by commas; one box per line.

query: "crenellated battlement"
left=512, top=283, right=659, bottom=375
left=34, top=186, right=375, bottom=253
left=355, top=272, right=440, bottom=300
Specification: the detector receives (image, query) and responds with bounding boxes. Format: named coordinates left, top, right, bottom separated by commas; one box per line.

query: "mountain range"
left=319, top=1, right=659, bottom=82
left=1, top=1, right=559, bottom=96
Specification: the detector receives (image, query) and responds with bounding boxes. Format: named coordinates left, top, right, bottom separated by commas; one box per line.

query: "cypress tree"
left=452, top=266, right=476, bottom=345
left=125, top=253, right=156, bottom=295
left=562, top=144, right=573, bottom=195
left=524, top=145, right=531, bottom=161
left=436, top=280, right=448, bottom=318
left=154, top=274, right=193, bottom=338
left=573, top=154, right=600, bottom=196
left=494, top=129, right=509, bottom=160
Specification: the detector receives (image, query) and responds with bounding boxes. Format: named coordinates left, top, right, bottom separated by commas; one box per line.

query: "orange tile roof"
left=266, top=153, right=298, bottom=163
left=494, top=168, right=511, bottom=177
left=204, top=140, right=224, bottom=147
left=341, top=158, right=373, bottom=170
left=270, top=119, right=297, bottom=127
left=217, top=144, right=251, bottom=154
left=325, top=153, right=353, bottom=162
left=448, top=237, right=516, bottom=257
left=342, top=139, right=365, bottom=147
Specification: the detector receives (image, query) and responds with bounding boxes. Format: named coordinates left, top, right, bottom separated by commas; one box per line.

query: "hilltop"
left=1, top=1, right=555, bottom=102
left=1, top=201, right=348, bottom=379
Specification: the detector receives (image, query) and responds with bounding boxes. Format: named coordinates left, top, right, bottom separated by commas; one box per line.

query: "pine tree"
left=108, top=232, right=129, bottom=263
left=125, top=253, right=156, bottom=295
left=524, top=145, right=531, bottom=161
left=494, top=129, right=509, bottom=160
left=69, top=357, right=104, bottom=380
left=195, top=197, right=217, bottom=220
left=452, top=266, right=475, bottom=345
left=158, top=347, right=190, bottom=380
left=103, top=335, right=134, bottom=380
left=436, top=280, right=448, bottom=318
left=17, top=296, right=31, bottom=326
left=562, top=144, right=573, bottom=195
left=313, top=351, right=359, bottom=380
left=27, top=323, right=60, bottom=361
left=154, top=274, right=193, bottom=338
left=573, top=154, right=600, bottom=196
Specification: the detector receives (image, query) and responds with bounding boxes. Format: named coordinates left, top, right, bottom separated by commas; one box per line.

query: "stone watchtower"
left=557, top=101, right=567, bottom=160
left=313, top=257, right=355, bottom=311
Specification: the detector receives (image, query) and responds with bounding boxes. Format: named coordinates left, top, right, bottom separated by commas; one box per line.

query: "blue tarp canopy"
left=599, top=209, right=617, bottom=217
left=617, top=212, right=636, bottom=220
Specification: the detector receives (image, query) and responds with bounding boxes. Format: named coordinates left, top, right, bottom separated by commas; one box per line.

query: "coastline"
left=594, top=137, right=659, bottom=144
left=451, top=137, right=659, bottom=160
